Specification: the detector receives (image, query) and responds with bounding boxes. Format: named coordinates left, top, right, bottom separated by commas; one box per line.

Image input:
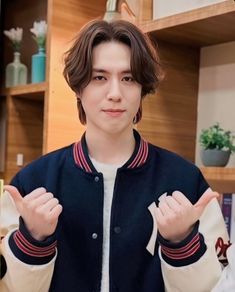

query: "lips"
left=103, top=109, right=125, bottom=112
left=102, top=109, right=125, bottom=117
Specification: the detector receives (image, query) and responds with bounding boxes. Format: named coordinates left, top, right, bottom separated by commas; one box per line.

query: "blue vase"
left=31, top=47, right=46, bottom=83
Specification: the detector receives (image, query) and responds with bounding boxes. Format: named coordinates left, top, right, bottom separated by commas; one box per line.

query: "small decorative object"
left=199, top=123, right=235, bottom=167
left=103, top=0, right=135, bottom=21
left=104, top=0, right=120, bottom=21
left=30, top=20, right=47, bottom=83
left=4, top=27, right=27, bottom=87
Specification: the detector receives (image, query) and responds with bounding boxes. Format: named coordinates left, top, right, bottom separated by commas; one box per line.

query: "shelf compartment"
left=1, top=82, right=46, bottom=100
left=200, top=167, right=235, bottom=193
left=140, top=1, right=235, bottom=47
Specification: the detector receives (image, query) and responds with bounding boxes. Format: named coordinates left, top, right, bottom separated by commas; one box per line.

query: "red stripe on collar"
left=73, top=136, right=148, bottom=172
left=73, top=141, right=92, bottom=173
left=128, top=139, right=148, bottom=169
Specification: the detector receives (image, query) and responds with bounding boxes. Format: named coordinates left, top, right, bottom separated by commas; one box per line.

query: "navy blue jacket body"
left=9, top=131, right=209, bottom=292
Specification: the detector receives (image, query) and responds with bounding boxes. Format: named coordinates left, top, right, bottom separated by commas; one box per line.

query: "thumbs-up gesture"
left=4, top=185, right=63, bottom=241
left=154, top=190, right=219, bottom=243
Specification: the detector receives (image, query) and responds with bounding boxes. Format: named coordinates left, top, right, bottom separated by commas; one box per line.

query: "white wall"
left=153, top=0, right=225, bottom=19
left=195, top=41, right=235, bottom=167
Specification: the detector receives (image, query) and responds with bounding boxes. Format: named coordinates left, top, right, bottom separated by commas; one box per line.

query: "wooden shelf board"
left=0, top=82, right=46, bottom=101
left=140, top=1, right=235, bottom=47
left=200, top=167, right=235, bottom=193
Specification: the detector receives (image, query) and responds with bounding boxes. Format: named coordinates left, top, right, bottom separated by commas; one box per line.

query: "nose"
left=106, top=78, right=122, bottom=101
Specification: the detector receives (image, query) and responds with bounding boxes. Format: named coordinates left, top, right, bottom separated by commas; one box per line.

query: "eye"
left=93, top=75, right=106, bottom=81
left=122, top=76, right=134, bottom=82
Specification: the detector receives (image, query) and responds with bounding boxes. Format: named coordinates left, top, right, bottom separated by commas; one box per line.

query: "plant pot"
left=200, top=149, right=231, bottom=167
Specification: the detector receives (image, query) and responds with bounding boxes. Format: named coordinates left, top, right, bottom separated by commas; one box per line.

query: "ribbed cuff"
left=158, top=221, right=207, bottom=267
left=9, top=217, right=57, bottom=265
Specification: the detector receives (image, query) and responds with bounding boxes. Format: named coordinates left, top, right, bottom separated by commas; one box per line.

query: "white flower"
left=30, top=20, right=47, bottom=37
left=4, top=27, right=23, bottom=52
left=30, top=20, right=47, bottom=49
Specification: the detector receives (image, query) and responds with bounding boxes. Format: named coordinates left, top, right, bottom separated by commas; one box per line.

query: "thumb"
left=194, top=190, right=219, bottom=215
left=4, top=185, right=23, bottom=206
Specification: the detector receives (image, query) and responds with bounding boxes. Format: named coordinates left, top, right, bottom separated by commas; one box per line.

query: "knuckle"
left=35, top=207, right=43, bottom=216
left=174, top=209, right=182, bottom=217
left=46, top=192, right=54, bottom=199
left=25, top=201, right=35, bottom=211
left=53, top=198, right=59, bottom=205
left=42, top=212, right=50, bottom=221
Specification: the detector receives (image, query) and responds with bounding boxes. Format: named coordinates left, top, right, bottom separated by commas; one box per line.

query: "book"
left=221, top=193, right=232, bottom=236
left=221, top=193, right=235, bottom=243
left=230, top=193, right=235, bottom=243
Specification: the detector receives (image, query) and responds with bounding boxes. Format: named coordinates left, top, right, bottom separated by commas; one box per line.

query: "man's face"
left=79, top=41, right=142, bottom=136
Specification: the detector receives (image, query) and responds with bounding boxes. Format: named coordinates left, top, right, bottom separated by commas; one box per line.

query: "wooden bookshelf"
left=139, top=1, right=235, bottom=47
left=0, top=82, right=46, bottom=100
left=1, top=0, right=107, bottom=182
left=200, top=167, right=235, bottom=193
left=136, top=1, right=235, bottom=194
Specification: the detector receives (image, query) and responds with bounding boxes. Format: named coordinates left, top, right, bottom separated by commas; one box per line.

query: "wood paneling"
left=43, top=0, right=107, bottom=153
left=138, top=40, right=200, bottom=162
left=4, top=96, right=43, bottom=183
left=201, top=167, right=235, bottom=193
left=125, top=0, right=152, bottom=21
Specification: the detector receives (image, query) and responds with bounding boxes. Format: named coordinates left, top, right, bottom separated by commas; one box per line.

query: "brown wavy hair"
left=63, top=19, right=163, bottom=124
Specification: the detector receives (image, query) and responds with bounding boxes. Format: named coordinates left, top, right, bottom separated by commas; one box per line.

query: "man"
left=0, top=19, right=229, bottom=292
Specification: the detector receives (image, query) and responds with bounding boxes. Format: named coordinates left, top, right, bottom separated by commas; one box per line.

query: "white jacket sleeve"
left=0, top=190, right=56, bottom=292
left=212, top=243, right=235, bottom=292
left=160, top=189, right=229, bottom=292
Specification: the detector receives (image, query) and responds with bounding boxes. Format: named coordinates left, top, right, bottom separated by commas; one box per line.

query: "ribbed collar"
left=73, top=130, right=149, bottom=173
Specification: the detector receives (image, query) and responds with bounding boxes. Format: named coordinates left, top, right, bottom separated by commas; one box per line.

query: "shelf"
left=140, top=1, right=235, bottom=47
left=0, top=82, right=46, bottom=101
left=200, top=167, right=235, bottom=193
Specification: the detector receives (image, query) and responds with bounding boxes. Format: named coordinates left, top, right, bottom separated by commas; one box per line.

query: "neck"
left=85, top=128, right=136, bottom=165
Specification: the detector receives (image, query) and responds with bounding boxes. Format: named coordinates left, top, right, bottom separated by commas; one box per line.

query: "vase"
left=5, top=52, right=28, bottom=87
left=31, top=47, right=46, bottom=83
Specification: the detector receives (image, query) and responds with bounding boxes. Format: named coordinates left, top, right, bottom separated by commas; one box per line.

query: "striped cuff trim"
left=161, top=233, right=200, bottom=260
left=13, top=230, right=57, bottom=258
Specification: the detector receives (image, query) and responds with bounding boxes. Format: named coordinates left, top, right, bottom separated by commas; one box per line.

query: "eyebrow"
left=92, top=68, right=132, bottom=74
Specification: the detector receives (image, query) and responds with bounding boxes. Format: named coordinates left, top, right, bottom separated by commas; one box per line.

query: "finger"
left=164, top=196, right=182, bottom=213
left=33, top=192, right=54, bottom=206
left=24, top=187, right=47, bottom=201
left=195, top=191, right=219, bottom=209
left=154, top=207, right=164, bottom=223
left=172, top=190, right=191, bottom=207
left=48, top=204, right=63, bottom=221
left=4, top=185, right=23, bottom=204
left=38, top=197, right=59, bottom=213
left=158, top=200, right=174, bottom=216
left=158, top=192, right=167, bottom=202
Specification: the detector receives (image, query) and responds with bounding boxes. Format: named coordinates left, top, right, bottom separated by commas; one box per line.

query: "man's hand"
left=154, top=190, right=219, bottom=243
left=4, top=185, right=63, bottom=241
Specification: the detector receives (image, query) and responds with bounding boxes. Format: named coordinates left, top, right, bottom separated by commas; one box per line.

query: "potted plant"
left=199, top=123, right=235, bottom=167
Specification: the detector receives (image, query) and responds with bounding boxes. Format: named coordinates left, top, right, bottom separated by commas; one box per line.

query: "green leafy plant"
left=199, top=123, right=235, bottom=153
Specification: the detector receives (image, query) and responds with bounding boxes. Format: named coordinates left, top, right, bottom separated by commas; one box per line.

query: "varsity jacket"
left=212, top=243, right=235, bottom=292
left=0, top=130, right=230, bottom=292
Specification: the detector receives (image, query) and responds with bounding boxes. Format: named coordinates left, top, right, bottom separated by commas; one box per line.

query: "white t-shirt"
left=90, top=157, right=121, bottom=292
